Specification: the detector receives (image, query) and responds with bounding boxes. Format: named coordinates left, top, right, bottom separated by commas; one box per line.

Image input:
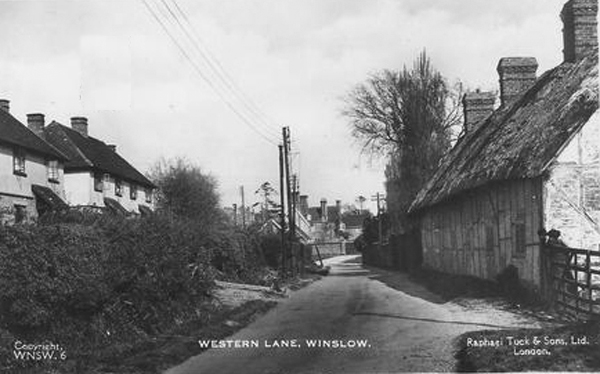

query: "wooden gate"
left=544, top=243, right=600, bottom=319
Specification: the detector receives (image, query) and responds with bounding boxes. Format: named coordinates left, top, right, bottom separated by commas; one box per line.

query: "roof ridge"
left=48, top=121, right=94, bottom=167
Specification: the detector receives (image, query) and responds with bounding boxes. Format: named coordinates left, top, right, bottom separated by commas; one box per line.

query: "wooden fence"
left=544, top=243, right=600, bottom=319
left=361, top=231, right=422, bottom=271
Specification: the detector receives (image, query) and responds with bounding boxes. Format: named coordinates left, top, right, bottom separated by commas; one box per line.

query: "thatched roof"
left=410, top=51, right=599, bottom=212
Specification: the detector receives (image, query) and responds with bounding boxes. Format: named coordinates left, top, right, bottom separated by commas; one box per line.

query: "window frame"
left=145, top=188, right=152, bottom=203
left=115, top=178, right=123, bottom=197
left=14, top=204, right=27, bottom=224
left=12, top=148, right=26, bottom=177
left=47, top=160, right=60, bottom=183
left=130, top=184, right=137, bottom=200
left=93, top=172, right=104, bottom=192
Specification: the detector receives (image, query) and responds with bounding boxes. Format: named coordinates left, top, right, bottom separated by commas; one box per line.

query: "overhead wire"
left=141, top=0, right=280, bottom=146
left=165, top=0, right=281, bottom=139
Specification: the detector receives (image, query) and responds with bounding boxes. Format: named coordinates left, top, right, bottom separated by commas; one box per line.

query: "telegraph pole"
left=240, top=185, right=246, bottom=228
left=283, top=127, right=295, bottom=275
left=233, top=203, right=238, bottom=227
left=279, top=144, right=287, bottom=277
left=371, top=193, right=386, bottom=252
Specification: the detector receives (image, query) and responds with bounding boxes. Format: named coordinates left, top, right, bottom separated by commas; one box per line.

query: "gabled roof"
left=44, top=122, right=155, bottom=188
left=0, top=110, right=67, bottom=160
left=410, top=52, right=599, bottom=212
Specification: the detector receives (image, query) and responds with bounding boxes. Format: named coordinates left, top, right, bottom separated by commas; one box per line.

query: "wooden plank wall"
left=420, top=178, right=543, bottom=287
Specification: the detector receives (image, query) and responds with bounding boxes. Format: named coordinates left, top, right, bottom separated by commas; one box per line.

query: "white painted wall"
left=0, top=143, right=65, bottom=221
left=544, top=110, right=600, bottom=249
left=63, top=170, right=155, bottom=213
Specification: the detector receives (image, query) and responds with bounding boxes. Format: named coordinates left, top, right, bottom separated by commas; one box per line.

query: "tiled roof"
left=44, top=122, right=155, bottom=188
left=0, top=110, right=67, bottom=160
left=410, top=52, right=599, bottom=212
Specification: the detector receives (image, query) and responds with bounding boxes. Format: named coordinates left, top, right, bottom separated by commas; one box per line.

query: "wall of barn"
left=544, top=110, right=600, bottom=250
left=420, top=178, right=544, bottom=288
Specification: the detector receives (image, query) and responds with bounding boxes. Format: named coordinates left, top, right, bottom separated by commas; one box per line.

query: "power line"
left=142, top=0, right=279, bottom=146
left=165, top=0, right=281, bottom=139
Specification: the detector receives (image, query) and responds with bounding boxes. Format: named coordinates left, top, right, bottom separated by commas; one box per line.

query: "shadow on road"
left=364, top=266, right=448, bottom=304
left=352, top=311, right=517, bottom=329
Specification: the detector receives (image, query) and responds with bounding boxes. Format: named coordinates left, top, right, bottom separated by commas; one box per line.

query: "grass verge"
left=92, top=299, right=278, bottom=374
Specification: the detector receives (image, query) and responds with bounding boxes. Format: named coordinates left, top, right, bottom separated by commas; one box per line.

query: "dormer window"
left=47, top=160, right=59, bottom=183
left=13, top=148, right=26, bottom=176
left=130, top=185, right=137, bottom=200
left=115, top=179, right=123, bottom=197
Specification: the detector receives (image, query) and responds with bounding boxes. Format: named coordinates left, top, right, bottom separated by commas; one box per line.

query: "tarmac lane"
left=165, top=255, right=541, bottom=374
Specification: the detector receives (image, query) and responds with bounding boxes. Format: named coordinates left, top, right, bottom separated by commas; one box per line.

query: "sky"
left=0, top=0, right=570, bottom=212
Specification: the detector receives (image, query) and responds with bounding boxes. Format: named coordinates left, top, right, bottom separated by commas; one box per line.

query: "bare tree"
left=343, top=50, right=463, bottom=233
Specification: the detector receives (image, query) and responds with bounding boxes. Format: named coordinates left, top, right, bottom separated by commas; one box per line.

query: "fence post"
left=586, top=251, right=592, bottom=314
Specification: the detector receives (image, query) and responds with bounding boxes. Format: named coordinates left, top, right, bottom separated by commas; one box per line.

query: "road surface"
left=166, top=255, right=542, bottom=374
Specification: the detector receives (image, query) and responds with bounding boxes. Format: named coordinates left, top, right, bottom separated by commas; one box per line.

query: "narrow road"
left=166, top=255, right=542, bottom=374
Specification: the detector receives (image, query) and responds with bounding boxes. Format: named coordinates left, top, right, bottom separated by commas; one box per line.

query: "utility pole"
left=371, top=193, right=386, bottom=252
left=283, top=127, right=295, bottom=275
left=279, top=144, right=287, bottom=277
left=233, top=203, right=238, bottom=227
left=240, top=185, right=246, bottom=228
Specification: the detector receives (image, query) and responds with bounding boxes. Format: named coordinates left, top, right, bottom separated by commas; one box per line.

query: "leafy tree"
left=343, top=50, right=462, bottom=233
left=253, top=181, right=280, bottom=223
left=355, top=196, right=367, bottom=213
left=148, top=157, right=223, bottom=229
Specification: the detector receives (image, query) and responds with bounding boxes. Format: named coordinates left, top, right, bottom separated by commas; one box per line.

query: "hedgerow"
left=0, top=211, right=270, bottom=372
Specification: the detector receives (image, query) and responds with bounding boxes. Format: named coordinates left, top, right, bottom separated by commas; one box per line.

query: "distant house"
left=409, top=0, right=599, bottom=290
left=43, top=117, right=156, bottom=214
left=0, top=100, right=68, bottom=223
left=298, top=196, right=342, bottom=242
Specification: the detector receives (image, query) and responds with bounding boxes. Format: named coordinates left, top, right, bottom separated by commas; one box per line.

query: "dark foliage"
left=0, top=210, right=271, bottom=373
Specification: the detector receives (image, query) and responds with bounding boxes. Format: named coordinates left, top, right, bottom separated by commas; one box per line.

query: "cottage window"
left=115, top=179, right=123, bottom=197
left=145, top=188, right=152, bottom=203
left=14, top=204, right=26, bottom=224
left=13, top=148, right=26, bottom=176
left=94, top=173, right=104, bottom=192
left=130, top=185, right=137, bottom=200
left=47, top=160, right=59, bottom=183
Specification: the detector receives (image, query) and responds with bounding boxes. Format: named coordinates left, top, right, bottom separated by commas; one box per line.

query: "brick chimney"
left=561, top=0, right=598, bottom=63
left=0, top=99, right=9, bottom=113
left=497, top=57, right=538, bottom=107
left=71, top=117, right=89, bottom=137
left=462, top=90, right=495, bottom=133
left=335, top=199, right=342, bottom=219
left=27, top=113, right=45, bottom=137
left=299, top=195, right=309, bottom=216
left=320, top=198, right=328, bottom=222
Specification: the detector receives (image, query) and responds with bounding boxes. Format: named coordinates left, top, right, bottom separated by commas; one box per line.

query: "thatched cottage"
left=409, top=0, right=599, bottom=290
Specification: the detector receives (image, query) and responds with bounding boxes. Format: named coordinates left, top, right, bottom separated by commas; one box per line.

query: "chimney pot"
left=462, top=91, right=495, bottom=133
left=26, top=113, right=45, bottom=137
left=0, top=99, right=9, bottom=113
left=320, top=198, right=328, bottom=222
left=299, top=195, right=309, bottom=216
left=71, top=116, right=89, bottom=137
left=561, top=0, right=598, bottom=62
left=497, top=57, right=538, bottom=107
